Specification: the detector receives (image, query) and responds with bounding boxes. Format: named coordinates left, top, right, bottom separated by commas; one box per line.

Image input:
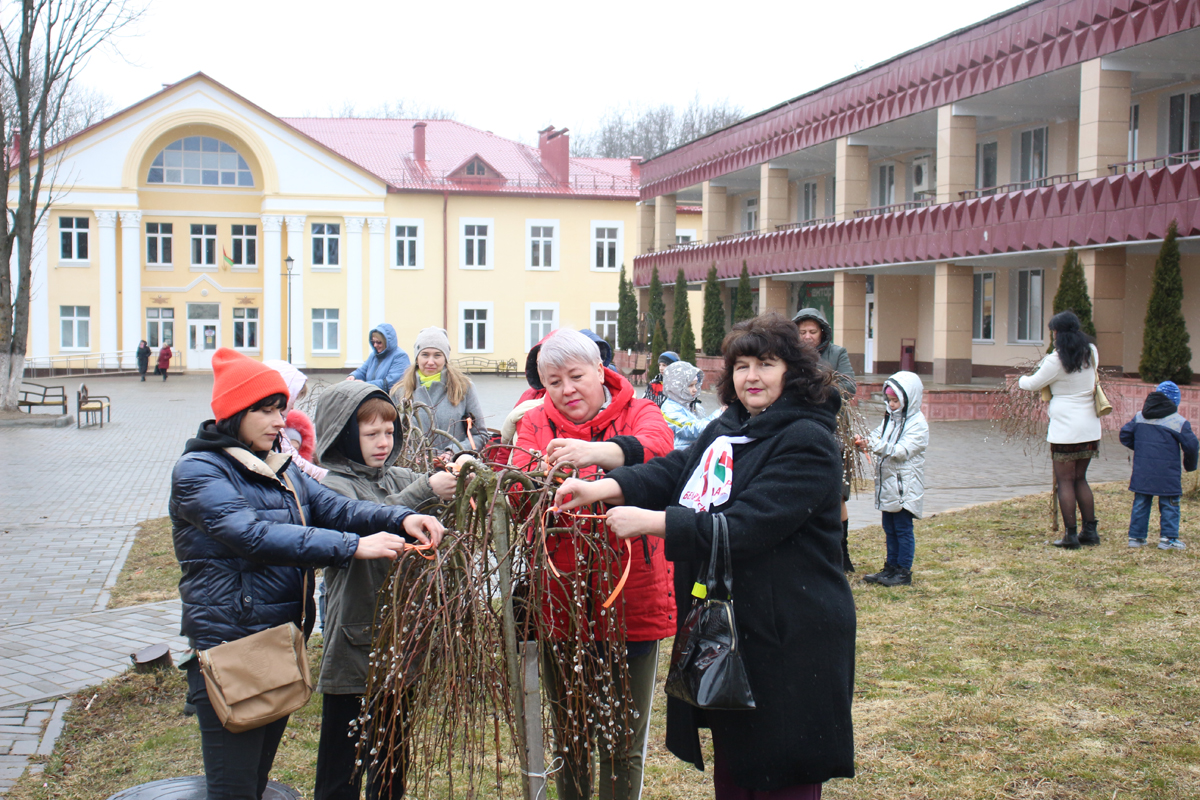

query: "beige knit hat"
left=413, top=326, right=452, bottom=358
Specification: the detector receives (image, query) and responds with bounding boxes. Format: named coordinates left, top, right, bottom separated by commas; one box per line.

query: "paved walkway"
left=0, top=370, right=1132, bottom=793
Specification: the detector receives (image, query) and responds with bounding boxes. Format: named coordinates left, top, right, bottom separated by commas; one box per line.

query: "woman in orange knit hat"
left=170, top=348, right=444, bottom=800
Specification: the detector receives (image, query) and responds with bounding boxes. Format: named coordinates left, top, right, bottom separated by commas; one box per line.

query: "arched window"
left=146, top=136, right=253, bottom=187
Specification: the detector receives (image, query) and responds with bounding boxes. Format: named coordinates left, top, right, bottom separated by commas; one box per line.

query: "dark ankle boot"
left=1079, top=520, right=1100, bottom=546
left=1053, top=525, right=1081, bottom=549
left=877, top=566, right=912, bottom=586
left=864, top=564, right=895, bottom=584
left=841, top=519, right=854, bottom=572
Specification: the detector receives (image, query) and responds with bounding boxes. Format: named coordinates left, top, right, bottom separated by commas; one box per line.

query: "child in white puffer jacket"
left=854, top=370, right=928, bottom=586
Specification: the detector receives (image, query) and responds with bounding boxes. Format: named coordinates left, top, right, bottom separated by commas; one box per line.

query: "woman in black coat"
left=170, top=348, right=444, bottom=800
left=556, top=314, right=855, bottom=798
left=136, top=339, right=152, bottom=381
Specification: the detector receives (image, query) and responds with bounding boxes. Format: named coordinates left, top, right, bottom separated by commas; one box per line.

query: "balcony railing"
left=22, top=348, right=183, bottom=378
left=959, top=172, right=1077, bottom=200
left=776, top=217, right=836, bottom=231
left=666, top=239, right=704, bottom=248
left=716, top=230, right=762, bottom=242
left=854, top=197, right=935, bottom=217
left=1108, top=150, right=1200, bottom=174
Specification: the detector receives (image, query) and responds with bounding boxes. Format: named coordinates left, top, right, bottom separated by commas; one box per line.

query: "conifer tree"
left=1140, top=221, right=1193, bottom=384
left=1049, top=249, right=1095, bottom=352
left=650, top=318, right=669, bottom=374
left=671, top=270, right=697, bottom=363
left=701, top=264, right=726, bottom=356
left=617, top=265, right=638, bottom=351
left=733, top=261, right=755, bottom=323
left=648, top=266, right=668, bottom=352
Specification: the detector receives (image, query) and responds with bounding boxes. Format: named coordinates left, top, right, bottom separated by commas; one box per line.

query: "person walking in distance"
left=157, top=340, right=173, bottom=381
left=136, top=339, right=152, bottom=381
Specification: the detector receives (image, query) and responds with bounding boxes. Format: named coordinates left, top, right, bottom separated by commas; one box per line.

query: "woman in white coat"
left=1018, top=311, right=1102, bottom=549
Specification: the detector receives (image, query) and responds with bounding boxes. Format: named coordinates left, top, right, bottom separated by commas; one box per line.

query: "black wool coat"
left=608, top=392, right=856, bottom=790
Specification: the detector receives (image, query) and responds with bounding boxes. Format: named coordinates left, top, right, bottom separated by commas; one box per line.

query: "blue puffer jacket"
left=1119, top=392, right=1200, bottom=496
left=169, top=422, right=415, bottom=649
left=351, top=323, right=411, bottom=391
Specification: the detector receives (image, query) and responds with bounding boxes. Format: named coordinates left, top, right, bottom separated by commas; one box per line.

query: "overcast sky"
left=82, top=0, right=1028, bottom=146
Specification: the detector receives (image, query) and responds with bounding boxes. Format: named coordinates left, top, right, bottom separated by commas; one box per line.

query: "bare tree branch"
left=306, top=99, right=457, bottom=121
left=571, top=95, right=744, bottom=159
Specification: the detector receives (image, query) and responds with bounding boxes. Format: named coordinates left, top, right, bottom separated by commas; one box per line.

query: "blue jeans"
left=881, top=509, right=915, bottom=569
left=1128, top=493, right=1181, bottom=540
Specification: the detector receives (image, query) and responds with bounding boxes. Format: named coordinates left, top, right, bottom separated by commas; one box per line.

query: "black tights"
left=1054, top=458, right=1094, bottom=529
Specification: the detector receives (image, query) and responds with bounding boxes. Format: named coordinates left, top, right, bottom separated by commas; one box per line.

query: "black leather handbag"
left=664, top=513, right=756, bottom=710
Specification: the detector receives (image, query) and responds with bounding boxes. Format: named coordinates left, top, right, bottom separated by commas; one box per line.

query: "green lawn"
left=13, top=483, right=1199, bottom=799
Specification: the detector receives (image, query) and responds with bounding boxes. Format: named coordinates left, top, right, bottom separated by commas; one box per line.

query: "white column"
left=344, top=217, right=365, bottom=368
left=261, top=215, right=283, bottom=361
left=95, top=211, right=119, bottom=366
left=29, top=217, right=49, bottom=359
left=119, top=211, right=142, bottom=368
left=367, top=218, right=387, bottom=329
left=285, top=215, right=307, bottom=367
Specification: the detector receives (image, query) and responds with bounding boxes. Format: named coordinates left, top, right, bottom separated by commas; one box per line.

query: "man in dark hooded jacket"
left=793, top=307, right=858, bottom=571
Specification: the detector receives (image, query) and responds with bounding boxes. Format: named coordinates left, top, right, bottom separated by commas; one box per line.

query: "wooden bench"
left=625, top=353, right=647, bottom=385
left=77, top=383, right=112, bottom=428
left=17, top=382, right=67, bottom=415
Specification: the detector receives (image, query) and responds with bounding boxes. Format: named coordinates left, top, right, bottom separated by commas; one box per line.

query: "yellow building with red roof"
left=25, top=73, right=699, bottom=373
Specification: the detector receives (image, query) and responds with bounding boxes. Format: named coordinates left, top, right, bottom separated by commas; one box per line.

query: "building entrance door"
left=187, top=303, right=220, bottom=370
left=864, top=293, right=876, bottom=374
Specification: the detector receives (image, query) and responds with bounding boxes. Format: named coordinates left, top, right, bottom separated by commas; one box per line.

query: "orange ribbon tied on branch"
left=540, top=507, right=632, bottom=610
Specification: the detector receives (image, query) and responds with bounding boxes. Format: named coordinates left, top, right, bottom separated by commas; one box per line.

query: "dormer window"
left=465, top=159, right=487, bottom=176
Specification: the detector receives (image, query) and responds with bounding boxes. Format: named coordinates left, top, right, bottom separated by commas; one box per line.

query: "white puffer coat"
left=868, top=371, right=929, bottom=518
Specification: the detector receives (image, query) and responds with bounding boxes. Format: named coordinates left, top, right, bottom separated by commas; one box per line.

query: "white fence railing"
left=23, top=348, right=183, bottom=378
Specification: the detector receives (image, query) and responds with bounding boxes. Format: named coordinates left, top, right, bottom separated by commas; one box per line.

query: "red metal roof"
left=282, top=117, right=639, bottom=198
left=639, top=0, right=1200, bottom=199
left=633, top=162, right=1200, bottom=287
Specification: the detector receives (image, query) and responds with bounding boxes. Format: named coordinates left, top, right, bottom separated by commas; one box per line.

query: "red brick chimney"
left=412, top=122, right=427, bottom=164
left=538, top=125, right=570, bottom=185
left=630, top=156, right=642, bottom=184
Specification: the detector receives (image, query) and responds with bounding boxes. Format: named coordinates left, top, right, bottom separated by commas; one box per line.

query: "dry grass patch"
left=13, top=483, right=1199, bottom=799
left=107, top=517, right=179, bottom=608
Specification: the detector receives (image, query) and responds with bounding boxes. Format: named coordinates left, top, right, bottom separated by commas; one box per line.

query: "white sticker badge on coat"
left=679, top=436, right=755, bottom=511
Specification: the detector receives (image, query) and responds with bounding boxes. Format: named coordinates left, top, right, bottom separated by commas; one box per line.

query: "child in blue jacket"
left=1119, top=381, right=1199, bottom=549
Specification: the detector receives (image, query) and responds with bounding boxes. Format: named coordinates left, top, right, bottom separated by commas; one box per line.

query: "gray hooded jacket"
left=792, top=307, right=856, bottom=395
left=867, top=371, right=928, bottom=517
left=314, top=380, right=437, bottom=695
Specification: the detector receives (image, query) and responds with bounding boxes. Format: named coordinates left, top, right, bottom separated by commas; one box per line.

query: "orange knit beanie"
left=210, top=348, right=290, bottom=420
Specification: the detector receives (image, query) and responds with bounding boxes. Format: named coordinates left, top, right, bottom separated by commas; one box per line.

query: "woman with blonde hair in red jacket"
left=510, top=328, right=674, bottom=800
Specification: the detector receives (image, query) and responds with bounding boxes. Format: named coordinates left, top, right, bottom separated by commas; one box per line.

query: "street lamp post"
left=285, top=255, right=295, bottom=364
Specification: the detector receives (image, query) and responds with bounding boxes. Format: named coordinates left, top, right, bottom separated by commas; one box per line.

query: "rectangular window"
left=527, top=222, right=557, bottom=269
left=190, top=224, right=217, bottom=266
left=146, top=307, right=174, bottom=348
left=60, top=305, right=90, bottom=349
left=233, top=307, right=259, bottom=349
left=1015, top=269, right=1044, bottom=343
left=1128, top=104, right=1140, bottom=162
left=146, top=222, right=172, bottom=266
left=972, top=272, right=995, bottom=341
left=1019, top=127, right=1049, bottom=183
left=460, top=304, right=494, bottom=352
left=743, top=197, right=758, bottom=232
left=231, top=224, right=257, bottom=268
left=676, top=234, right=692, bottom=244
left=59, top=217, right=89, bottom=261
left=877, top=164, right=895, bottom=206
left=976, top=141, right=998, bottom=193
left=801, top=181, right=818, bottom=221
left=312, top=223, right=340, bottom=267
left=395, top=224, right=418, bottom=267
left=593, top=224, right=620, bottom=269
left=464, top=223, right=489, bottom=268
left=530, top=304, right=556, bottom=347
left=311, top=308, right=340, bottom=353
left=1168, top=93, right=1186, bottom=156
left=825, top=176, right=837, bottom=218
left=592, top=305, right=619, bottom=346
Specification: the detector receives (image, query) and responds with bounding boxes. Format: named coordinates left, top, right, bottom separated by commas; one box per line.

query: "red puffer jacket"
left=512, top=368, right=676, bottom=642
